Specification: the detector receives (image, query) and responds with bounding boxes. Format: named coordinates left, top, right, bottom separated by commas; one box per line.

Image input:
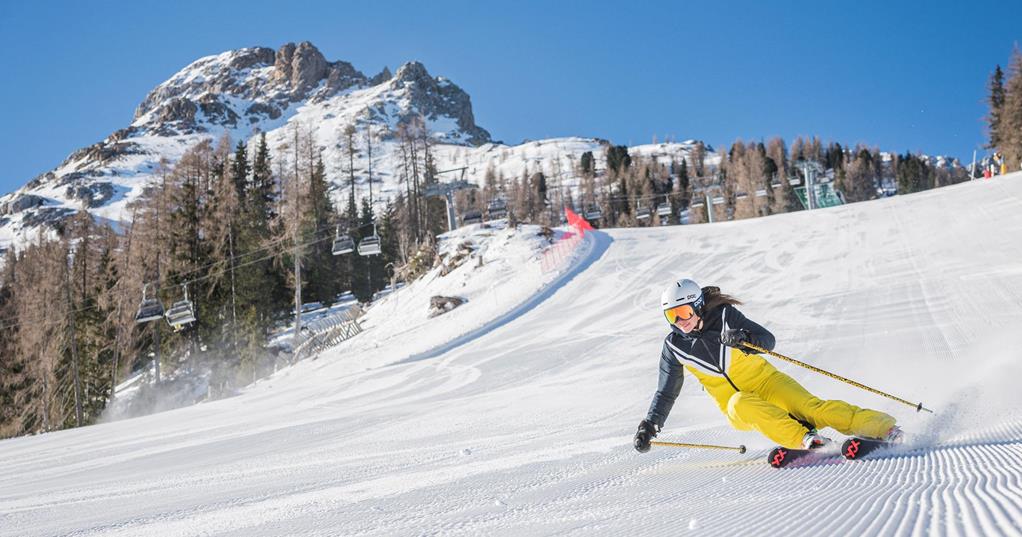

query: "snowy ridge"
left=0, top=42, right=723, bottom=254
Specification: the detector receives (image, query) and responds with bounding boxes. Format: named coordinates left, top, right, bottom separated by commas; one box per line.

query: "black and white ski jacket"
left=645, top=304, right=776, bottom=429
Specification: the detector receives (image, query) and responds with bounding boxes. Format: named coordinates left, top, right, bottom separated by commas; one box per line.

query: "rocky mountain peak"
left=0, top=42, right=499, bottom=251
left=369, top=66, right=393, bottom=86
left=389, top=61, right=490, bottom=146
left=272, top=41, right=329, bottom=95
left=394, top=61, right=430, bottom=83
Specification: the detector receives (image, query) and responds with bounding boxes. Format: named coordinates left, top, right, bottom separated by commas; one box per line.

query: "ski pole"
left=651, top=440, right=747, bottom=453
left=739, top=342, right=934, bottom=413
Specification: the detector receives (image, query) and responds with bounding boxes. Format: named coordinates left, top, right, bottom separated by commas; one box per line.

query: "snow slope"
left=2, top=176, right=1022, bottom=536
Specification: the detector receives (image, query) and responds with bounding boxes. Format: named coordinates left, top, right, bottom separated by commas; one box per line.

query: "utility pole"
left=366, top=115, right=374, bottom=296
left=805, top=162, right=816, bottom=210
left=229, top=227, right=238, bottom=345
left=292, top=127, right=303, bottom=342
left=366, top=109, right=374, bottom=207
left=154, top=257, right=161, bottom=383
left=154, top=165, right=166, bottom=384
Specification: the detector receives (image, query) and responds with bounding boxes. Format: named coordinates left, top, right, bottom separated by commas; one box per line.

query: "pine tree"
left=12, top=236, right=68, bottom=433
left=346, top=192, right=369, bottom=301
left=896, top=153, right=932, bottom=194
left=999, top=49, right=1022, bottom=168
left=580, top=151, right=595, bottom=176
left=231, top=141, right=249, bottom=204
left=167, top=140, right=220, bottom=365
left=351, top=197, right=383, bottom=302
left=0, top=249, right=25, bottom=437
left=606, top=145, right=631, bottom=174
left=987, top=65, right=1005, bottom=150
left=302, top=157, right=343, bottom=306
left=840, top=148, right=878, bottom=202
left=239, top=132, right=289, bottom=330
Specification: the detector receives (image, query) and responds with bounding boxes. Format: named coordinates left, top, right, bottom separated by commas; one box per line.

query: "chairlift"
left=165, top=284, right=196, bottom=330
left=656, top=203, right=672, bottom=217
left=711, top=196, right=726, bottom=205
left=788, top=178, right=801, bottom=185
left=358, top=224, right=382, bottom=256
left=770, top=182, right=782, bottom=188
left=461, top=209, right=483, bottom=225
left=331, top=225, right=355, bottom=256
left=755, top=189, right=768, bottom=197
left=486, top=198, right=508, bottom=220
left=584, top=206, right=602, bottom=221
left=636, top=206, right=651, bottom=220
left=135, top=283, right=165, bottom=324
left=690, top=200, right=706, bottom=209
left=735, top=192, right=749, bottom=200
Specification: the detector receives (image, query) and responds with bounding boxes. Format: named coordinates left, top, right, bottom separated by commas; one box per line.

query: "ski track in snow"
left=3, top=177, right=1022, bottom=536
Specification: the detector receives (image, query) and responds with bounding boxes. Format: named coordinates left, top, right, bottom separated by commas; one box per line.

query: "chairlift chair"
left=656, top=203, right=672, bottom=217
left=331, top=226, right=355, bottom=256
left=461, top=209, right=483, bottom=226
left=165, top=284, right=196, bottom=331
left=690, top=200, right=706, bottom=209
left=135, top=283, right=165, bottom=324
left=584, top=206, right=602, bottom=221
left=636, top=206, right=651, bottom=220
left=358, top=224, right=382, bottom=256
left=735, top=192, right=749, bottom=200
left=486, top=198, right=508, bottom=220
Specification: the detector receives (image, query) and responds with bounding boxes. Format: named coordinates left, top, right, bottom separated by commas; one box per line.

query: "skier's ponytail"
left=701, top=286, right=742, bottom=312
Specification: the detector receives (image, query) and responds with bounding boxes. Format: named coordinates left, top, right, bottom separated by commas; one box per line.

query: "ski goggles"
left=664, top=303, right=698, bottom=323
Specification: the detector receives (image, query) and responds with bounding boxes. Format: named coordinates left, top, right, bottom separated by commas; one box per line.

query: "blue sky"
left=1, top=0, right=1019, bottom=195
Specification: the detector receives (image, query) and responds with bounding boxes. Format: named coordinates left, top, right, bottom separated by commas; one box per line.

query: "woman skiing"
left=633, top=278, right=903, bottom=453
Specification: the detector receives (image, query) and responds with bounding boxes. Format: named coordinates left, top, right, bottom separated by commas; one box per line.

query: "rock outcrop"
left=428, top=296, right=466, bottom=318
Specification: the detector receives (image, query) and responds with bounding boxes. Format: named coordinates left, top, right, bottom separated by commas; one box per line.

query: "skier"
left=633, top=278, right=903, bottom=453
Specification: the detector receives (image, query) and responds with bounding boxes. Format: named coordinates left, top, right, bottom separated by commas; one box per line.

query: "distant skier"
left=633, top=279, right=903, bottom=453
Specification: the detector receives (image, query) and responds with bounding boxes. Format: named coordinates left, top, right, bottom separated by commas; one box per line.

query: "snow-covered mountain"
left=0, top=41, right=704, bottom=253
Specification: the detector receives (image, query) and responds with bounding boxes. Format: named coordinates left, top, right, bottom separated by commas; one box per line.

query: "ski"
left=841, top=437, right=894, bottom=460
left=767, top=445, right=838, bottom=468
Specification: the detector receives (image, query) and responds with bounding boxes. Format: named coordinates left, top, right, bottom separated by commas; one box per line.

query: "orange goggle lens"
left=664, top=304, right=697, bottom=323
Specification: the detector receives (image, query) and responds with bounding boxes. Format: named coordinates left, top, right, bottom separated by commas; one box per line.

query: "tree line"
left=0, top=119, right=455, bottom=438
left=559, top=136, right=966, bottom=228
left=985, top=47, right=1022, bottom=171
left=0, top=116, right=972, bottom=438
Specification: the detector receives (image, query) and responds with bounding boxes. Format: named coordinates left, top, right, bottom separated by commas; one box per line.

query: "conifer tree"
left=0, top=249, right=25, bottom=437
left=240, top=132, right=289, bottom=327
left=230, top=141, right=249, bottom=204
left=580, top=151, right=595, bottom=176
left=999, top=49, right=1022, bottom=168
left=896, top=153, right=932, bottom=194
left=346, top=192, right=369, bottom=301
left=987, top=65, right=1005, bottom=150
left=302, top=158, right=343, bottom=306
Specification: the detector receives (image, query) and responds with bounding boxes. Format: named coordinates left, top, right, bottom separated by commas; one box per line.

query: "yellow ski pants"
left=687, top=349, right=896, bottom=449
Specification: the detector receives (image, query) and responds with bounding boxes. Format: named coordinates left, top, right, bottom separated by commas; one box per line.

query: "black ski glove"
left=720, top=328, right=750, bottom=348
left=633, top=419, right=659, bottom=453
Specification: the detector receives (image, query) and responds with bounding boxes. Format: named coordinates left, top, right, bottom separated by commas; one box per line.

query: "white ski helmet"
left=661, top=279, right=705, bottom=320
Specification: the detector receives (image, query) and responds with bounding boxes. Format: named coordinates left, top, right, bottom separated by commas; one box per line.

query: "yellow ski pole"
left=651, top=440, right=747, bottom=453
left=740, top=342, right=934, bottom=413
